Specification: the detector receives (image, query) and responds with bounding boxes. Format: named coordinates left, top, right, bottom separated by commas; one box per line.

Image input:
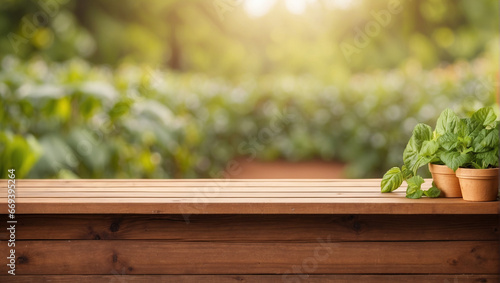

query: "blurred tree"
left=0, top=0, right=497, bottom=79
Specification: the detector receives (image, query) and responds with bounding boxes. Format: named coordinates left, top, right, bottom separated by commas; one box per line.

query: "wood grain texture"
left=2, top=179, right=499, bottom=214
left=7, top=179, right=391, bottom=185
left=6, top=214, right=498, bottom=241
left=2, top=179, right=498, bottom=279
left=15, top=191, right=414, bottom=198
left=1, top=275, right=498, bottom=283
left=2, top=179, right=498, bottom=214
left=10, top=200, right=498, bottom=214
left=0, top=241, right=497, bottom=274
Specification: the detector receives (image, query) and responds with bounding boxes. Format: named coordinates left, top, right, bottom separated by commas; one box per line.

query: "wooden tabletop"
left=2, top=179, right=498, bottom=214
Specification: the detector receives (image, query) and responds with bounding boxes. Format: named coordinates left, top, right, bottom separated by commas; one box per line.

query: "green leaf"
left=404, top=151, right=433, bottom=175
left=381, top=167, right=404, bottom=193
left=458, top=118, right=482, bottom=138
left=403, top=123, right=433, bottom=174
left=439, top=151, right=471, bottom=171
left=473, top=128, right=499, bottom=152
left=423, top=182, right=441, bottom=198
left=475, top=148, right=499, bottom=168
left=471, top=107, right=497, bottom=128
left=406, top=175, right=425, bottom=193
left=412, top=123, right=433, bottom=142
left=420, top=140, right=439, bottom=156
left=406, top=189, right=424, bottom=199
left=403, top=138, right=419, bottom=171
left=405, top=175, right=425, bottom=199
left=401, top=165, right=413, bottom=180
left=435, top=108, right=459, bottom=135
left=438, top=132, right=459, bottom=151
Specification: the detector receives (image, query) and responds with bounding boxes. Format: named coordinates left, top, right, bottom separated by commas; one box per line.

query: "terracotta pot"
left=456, top=168, right=499, bottom=202
left=428, top=164, right=462, bottom=197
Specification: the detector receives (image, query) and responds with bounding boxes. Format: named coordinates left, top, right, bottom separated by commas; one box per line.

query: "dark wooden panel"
left=0, top=241, right=497, bottom=274
left=0, top=275, right=499, bottom=283
left=5, top=214, right=498, bottom=241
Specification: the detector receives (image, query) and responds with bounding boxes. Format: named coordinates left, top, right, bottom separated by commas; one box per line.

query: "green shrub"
left=0, top=55, right=497, bottom=178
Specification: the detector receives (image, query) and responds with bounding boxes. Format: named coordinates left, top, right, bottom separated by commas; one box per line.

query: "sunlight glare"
left=244, top=0, right=276, bottom=17
left=284, top=0, right=315, bottom=15
left=326, top=0, right=355, bottom=10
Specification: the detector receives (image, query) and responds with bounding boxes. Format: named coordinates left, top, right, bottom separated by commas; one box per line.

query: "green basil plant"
left=381, top=107, right=499, bottom=199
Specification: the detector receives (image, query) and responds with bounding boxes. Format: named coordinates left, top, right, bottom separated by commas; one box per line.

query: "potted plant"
left=427, top=108, right=463, bottom=197
left=428, top=163, right=462, bottom=197
left=380, top=107, right=497, bottom=199
left=437, top=107, right=499, bottom=201
left=381, top=109, right=458, bottom=198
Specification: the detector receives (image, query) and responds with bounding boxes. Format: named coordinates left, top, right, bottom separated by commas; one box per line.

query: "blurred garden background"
left=0, top=0, right=498, bottom=179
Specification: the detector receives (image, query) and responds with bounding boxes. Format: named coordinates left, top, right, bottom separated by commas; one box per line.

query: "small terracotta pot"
left=456, top=168, right=499, bottom=202
left=428, top=164, right=462, bottom=197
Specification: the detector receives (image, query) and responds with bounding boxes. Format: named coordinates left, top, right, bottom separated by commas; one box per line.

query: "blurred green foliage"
left=0, top=0, right=498, bottom=78
left=0, top=53, right=497, bottom=178
left=0, top=0, right=498, bottom=178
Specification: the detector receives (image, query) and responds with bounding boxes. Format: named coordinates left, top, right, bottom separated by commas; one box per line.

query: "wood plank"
left=10, top=178, right=385, bottom=182
left=4, top=179, right=426, bottom=188
left=3, top=179, right=381, bottom=187
left=13, top=191, right=410, bottom=198
left=1, top=275, right=498, bottom=283
left=11, top=197, right=467, bottom=203
left=0, top=241, right=497, bottom=274
left=7, top=198, right=499, bottom=214
left=7, top=214, right=498, bottom=241
left=2, top=186, right=412, bottom=194
left=13, top=186, right=406, bottom=191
